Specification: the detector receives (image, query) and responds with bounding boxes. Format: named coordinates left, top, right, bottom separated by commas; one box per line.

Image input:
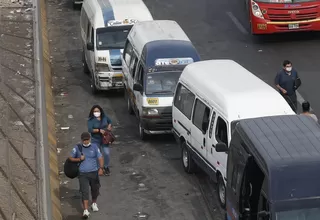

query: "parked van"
left=80, top=0, right=153, bottom=94
left=122, top=20, right=201, bottom=140
left=172, top=59, right=295, bottom=208
left=216, top=115, right=320, bottom=220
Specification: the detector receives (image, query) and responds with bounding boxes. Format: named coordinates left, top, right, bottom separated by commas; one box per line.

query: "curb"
left=34, top=0, right=62, bottom=218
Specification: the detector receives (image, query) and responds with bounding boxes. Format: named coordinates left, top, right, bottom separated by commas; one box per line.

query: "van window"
left=192, top=99, right=211, bottom=134
left=231, top=165, right=238, bottom=192
left=135, top=63, right=144, bottom=86
left=123, top=40, right=133, bottom=66
left=129, top=53, right=138, bottom=78
left=258, top=194, right=269, bottom=215
left=215, top=117, right=228, bottom=144
left=209, top=112, right=216, bottom=138
left=91, top=27, right=94, bottom=44
left=173, top=83, right=195, bottom=120
left=86, top=23, right=91, bottom=42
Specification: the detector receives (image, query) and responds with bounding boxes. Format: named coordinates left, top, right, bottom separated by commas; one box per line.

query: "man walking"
left=275, top=60, right=301, bottom=113
left=69, top=132, right=104, bottom=218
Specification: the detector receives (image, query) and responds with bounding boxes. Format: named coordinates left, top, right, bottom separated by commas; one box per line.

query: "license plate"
left=288, top=23, right=299, bottom=29
left=101, top=82, right=109, bottom=87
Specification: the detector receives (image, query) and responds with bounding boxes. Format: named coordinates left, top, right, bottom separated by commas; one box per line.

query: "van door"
left=190, top=98, right=211, bottom=160
left=212, top=115, right=229, bottom=177
left=87, top=24, right=95, bottom=72
left=133, top=61, right=144, bottom=115
left=172, top=83, right=195, bottom=145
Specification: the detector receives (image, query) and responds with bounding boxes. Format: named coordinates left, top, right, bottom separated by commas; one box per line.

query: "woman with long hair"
left=87, top=105, right=112, bottom=175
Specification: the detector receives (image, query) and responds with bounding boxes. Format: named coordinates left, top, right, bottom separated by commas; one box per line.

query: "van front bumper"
left=95, top=72, right=124, bottom=90
left=251, top=17, right=320, bottom=34
left=140, top=107, right=173, bottom=134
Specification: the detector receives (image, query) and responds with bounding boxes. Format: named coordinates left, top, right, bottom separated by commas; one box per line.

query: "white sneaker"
left=83, top=209, right=90, bottom=218
left=91, top=203, right=99, bottom=212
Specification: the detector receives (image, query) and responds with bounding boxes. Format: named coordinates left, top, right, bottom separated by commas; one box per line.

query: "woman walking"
left=88, top=105, right=112, bottom=175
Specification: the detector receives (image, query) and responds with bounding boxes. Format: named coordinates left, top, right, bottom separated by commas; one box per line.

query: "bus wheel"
left=139, top=120, right=148, bottom=140
left=181, top=142, right=196, bottom=173
left=126, top=91, right=134, bottom=115
left=217, top=174, right=226, bottom=209
left=91, top=74, right=98, bottom=95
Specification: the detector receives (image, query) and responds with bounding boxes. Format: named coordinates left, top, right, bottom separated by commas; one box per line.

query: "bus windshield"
left=96, top=26, right=131, bottom=50
left=276, top=208, right=320, bottom=220
left=145, top=71, right=182, bottom=95
left=255, top=0, right=317, bottom=3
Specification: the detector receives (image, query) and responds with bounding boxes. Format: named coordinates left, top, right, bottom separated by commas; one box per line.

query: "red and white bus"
left=245, top=0, right=320, bottom=34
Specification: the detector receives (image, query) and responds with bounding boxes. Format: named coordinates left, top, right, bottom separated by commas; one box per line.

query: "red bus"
left=245, top=0, right=320, bottom=34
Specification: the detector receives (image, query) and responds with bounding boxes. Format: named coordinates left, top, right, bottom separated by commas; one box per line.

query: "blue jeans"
left=92, top=139, right=110, bottom=168
left=101, top=146, right=110, bottom=168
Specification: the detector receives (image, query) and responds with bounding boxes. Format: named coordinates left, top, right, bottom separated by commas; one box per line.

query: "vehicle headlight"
left=95, top=63, right=110, bottom=72
left=142, top=108, right=159, bottom=116
left=252, top=1, right=264, bottom=19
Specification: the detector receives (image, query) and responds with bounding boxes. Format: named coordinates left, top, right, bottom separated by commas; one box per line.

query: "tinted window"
left=192, top=99, right=210, bottom=133
left=173, top=83, right=195, bottom=119
left=123, top=41, right=133, bottom=66
left=129, top=53, right=138, bottom=77
left=96, top=26, right=130, bottom=50
left=231, top=165, right=238, bottom=192
left=215, top=117, right=228, bottom=144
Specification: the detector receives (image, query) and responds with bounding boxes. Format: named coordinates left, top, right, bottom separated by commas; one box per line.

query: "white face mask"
left=83, top=143, right=91, bottom=147
left=285, top=67, right=292, bottom=72
left=93, top=112, right=101, bottom=117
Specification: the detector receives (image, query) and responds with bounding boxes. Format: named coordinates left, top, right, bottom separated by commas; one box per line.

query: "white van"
left=172, top=59, right=295, bottom=208
left=80, top=0, right=153, bottom=94
left=122, top=20, right=201, bottom=140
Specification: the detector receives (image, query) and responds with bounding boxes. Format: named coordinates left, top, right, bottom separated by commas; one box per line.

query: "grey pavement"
left=47, top=0, right=320, bottom=219
left=0, top=0, right=39, bottom=219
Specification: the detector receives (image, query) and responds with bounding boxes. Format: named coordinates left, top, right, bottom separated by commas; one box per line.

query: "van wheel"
left=217, top=174, right=226, bottom=209
left=181, top=142, right=196, bottom=173
left=139, top=120, right=148, bottom=140
left=82, top=51, right=89, bottom=74
left=91, top=74, right=98, bottom=95
left=126, top=90, right=134, bottom=115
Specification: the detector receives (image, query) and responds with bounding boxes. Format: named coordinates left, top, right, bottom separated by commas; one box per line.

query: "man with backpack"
left=68, top=132, right=104, bottom=218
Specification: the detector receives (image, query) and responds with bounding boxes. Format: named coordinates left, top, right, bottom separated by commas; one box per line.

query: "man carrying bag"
left=66, top=132, right=104, bottom=218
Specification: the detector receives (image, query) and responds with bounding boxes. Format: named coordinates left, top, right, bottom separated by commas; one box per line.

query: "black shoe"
left=104, top=167, right=110, bottom=176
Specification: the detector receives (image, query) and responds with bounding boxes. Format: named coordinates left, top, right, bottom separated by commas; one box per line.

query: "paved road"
left=0, top=0, right=40, bottom=219
left=47, top=0, right=320, bottom=219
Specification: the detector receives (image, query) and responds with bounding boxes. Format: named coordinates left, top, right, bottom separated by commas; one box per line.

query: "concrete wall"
left=39, top=0, right=62, bottom=218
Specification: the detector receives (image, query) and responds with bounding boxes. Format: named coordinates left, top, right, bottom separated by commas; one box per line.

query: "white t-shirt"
left=301, top=113, right=318, bottom=122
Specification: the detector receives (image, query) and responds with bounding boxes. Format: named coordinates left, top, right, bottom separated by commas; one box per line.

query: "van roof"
left=180, top=60, right=295, bottom=121
left=237, top=115, right=320, bottom=201
left=129, top=20, right=191, bottom=56
left=87, top=0, right=153, bottom=28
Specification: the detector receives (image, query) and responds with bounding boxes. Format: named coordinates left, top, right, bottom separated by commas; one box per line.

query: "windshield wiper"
left=151, top=90, right=172, bottom=94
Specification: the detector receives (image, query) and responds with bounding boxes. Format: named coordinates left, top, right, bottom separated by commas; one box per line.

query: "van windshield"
left=276, top=208, right=320, bottom=220
left=255, top=0, right=316, bottom=3
left=145, top=71, right=182, bottom=95
left=96, top=26, right=131, bottom=50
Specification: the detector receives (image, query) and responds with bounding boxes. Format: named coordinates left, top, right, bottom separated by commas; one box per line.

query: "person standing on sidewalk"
left=88, top=105, right=113, bottom=175
left=69, top=132, right=104, bottom=218
left=275, top=60, right=301, bottom=113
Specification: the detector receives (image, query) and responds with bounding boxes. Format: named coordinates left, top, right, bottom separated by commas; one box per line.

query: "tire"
left=138, top=120, right=148, bottom=140
left=181, top=142, right=196, bottom=173
left=125, top=89, right=134, bottom=115
left=82, top=51, right=89, bottom=74
left=217, top=174, right=226, bottom=209
left=91, top=74, right=98, bottom=95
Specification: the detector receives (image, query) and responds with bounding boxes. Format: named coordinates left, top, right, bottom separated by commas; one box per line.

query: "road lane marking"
left=226, top=11, right=248, bottom=35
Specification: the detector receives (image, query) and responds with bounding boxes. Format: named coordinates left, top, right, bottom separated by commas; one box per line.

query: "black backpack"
left=64, top=144, right=83, bottom=179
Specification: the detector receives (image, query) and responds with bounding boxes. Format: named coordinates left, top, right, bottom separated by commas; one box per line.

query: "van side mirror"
left=87, top=42, right=94, bottom=51
left=133, top=83, right=143, bottom=92
left=215, top=142, right=228, bottom=152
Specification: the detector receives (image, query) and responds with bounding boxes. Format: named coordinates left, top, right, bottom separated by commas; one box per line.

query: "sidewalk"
left=0, top=0, right=39, bottom=218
